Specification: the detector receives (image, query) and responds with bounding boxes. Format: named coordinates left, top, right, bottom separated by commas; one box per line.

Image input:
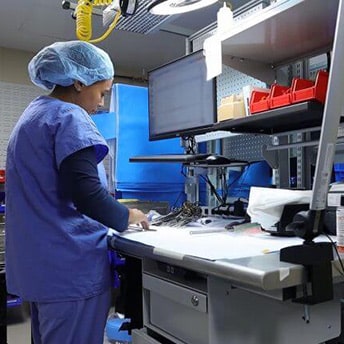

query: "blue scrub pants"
left=30, top=288, right=111, bottom=344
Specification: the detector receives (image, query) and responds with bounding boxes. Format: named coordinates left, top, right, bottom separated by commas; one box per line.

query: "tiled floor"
left=7, top=304, right=31, bottom=344
left=6, top=303, right=113, bottom=344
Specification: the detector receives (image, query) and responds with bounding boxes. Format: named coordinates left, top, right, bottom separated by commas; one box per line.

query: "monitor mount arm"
left=280, top=210, right=333, bottom=304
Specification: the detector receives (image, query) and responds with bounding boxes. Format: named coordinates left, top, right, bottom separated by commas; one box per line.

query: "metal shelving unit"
left=202, top=0, right=344, bottom=312
left=205, top=0, right=338, bottom=83
left=213, top=101, right=324, bottom=134
left=204, top=0, right=343, bottom=230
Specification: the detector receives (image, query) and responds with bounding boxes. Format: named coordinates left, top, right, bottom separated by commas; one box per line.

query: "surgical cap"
left=28, top=41, right=114, bottom=90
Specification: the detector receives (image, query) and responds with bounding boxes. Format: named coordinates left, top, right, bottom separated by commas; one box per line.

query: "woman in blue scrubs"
left=5, top=41, right=149, bottom=344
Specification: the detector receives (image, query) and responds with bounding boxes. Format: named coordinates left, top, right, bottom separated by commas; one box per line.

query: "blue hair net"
left=28, top=41, right=114, bottom=90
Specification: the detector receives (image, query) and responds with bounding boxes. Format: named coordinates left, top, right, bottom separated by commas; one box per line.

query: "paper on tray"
left=247, top=187, right=312, bottom=230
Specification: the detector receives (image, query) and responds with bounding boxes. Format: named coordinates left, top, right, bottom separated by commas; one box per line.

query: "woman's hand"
left=128, top=208, right=150, bottom=230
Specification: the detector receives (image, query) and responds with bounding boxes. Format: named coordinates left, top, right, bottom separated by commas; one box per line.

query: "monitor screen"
left=148, top=50, right=216, bottom=141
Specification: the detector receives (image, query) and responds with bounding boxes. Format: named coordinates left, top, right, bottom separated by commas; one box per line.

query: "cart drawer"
left=143, top=273, right=208, bottom=344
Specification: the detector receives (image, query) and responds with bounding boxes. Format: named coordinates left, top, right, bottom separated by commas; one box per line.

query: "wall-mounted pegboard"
left=188, top=0, right=268, bottom=105
left=188, top=0, right=270, bottom=161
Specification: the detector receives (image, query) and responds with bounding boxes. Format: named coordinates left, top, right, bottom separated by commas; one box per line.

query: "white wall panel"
left=0, top=81, right=42, bottom=168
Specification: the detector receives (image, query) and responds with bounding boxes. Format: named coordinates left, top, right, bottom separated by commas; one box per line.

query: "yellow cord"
left=75, top=0, right=93, bottom=41
left=93, top=0, right=112, bottom=5
left=75, top=0, right=119, bottom=43
left=89, top=11, right=121, bottom=43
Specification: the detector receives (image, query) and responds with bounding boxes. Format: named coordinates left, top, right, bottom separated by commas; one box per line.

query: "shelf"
left=213, top=101, right=324, bottom=135
left=129, top=153, right=211, bottom=163
left=129, top=154, right=248, bottom=167
left=207, top=0, right=339, bottom=83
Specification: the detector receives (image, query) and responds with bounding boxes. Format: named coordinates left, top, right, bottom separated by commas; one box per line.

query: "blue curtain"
left=112, top=84, right=186, bottom=206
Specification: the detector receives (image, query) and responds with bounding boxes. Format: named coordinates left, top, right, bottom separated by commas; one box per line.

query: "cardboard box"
left=217, top=94, right=246, bottom=122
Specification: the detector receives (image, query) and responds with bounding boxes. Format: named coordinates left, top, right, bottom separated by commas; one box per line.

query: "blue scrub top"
left=5, top=96, right=117, bottom=302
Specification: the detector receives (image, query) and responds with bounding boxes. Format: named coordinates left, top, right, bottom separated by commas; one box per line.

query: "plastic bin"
left=249, top=89, right=270, bottom=114
left=268, top=83, right=292, bottom=109
left=291, top=70, right=329, bottom=104
left=106, top=317, right=131, bottom=344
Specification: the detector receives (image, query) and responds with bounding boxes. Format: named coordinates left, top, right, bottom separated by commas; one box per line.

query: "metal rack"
left=206, top=0, right=337, bottom=83
left=204, top=0, right=342, bottom=234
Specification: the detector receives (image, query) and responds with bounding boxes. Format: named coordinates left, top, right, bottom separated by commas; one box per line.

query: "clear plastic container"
left=217, top=3, right=233, bottom=35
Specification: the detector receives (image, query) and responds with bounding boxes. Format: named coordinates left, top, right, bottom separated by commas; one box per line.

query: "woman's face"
left=75, top=79, right=113, bottom=114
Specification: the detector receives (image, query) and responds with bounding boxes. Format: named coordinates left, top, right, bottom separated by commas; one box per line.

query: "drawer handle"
left=191, top=295, right=199, bottom=307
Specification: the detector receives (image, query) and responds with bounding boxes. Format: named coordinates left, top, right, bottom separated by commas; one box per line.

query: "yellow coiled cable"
left=75, top=0, right=120, bottom=43
left=89, top=11, right=121, bottom=43
left=93, top=0, right=112, bottom=5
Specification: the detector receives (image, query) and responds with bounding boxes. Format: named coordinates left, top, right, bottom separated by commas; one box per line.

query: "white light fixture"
left=147, top=0, right=218, bottom=15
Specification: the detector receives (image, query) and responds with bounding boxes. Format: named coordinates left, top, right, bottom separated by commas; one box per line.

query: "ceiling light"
left=147, top=0, right=218, bottom=15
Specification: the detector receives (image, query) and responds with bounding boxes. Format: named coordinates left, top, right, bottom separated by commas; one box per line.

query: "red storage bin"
left=269, top=83, right=292, bottom=109
left=0, top=170, right=4, bottom=184
left=291, top=70, right=329, bottom=104
left=249, top=89, right=270, bottom=114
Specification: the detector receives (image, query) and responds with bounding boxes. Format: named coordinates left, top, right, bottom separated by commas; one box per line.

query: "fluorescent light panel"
left=148, top=0, right=218, bottom=15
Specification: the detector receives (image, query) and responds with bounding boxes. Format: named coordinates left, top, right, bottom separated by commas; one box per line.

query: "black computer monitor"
left=148, top=50, right=217, bottom=141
